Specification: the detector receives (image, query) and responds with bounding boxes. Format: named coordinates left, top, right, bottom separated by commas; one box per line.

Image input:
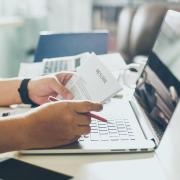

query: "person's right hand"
left=21, top=100, right=103, bottom=150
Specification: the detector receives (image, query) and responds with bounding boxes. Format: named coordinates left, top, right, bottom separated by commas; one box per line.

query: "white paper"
left=18, top=53, right=125, bottom=79
left=66, top=53, right=122, bottom=103
left=18, top=53, right=90, bottom=78
left=18, top=62, right=44, bottom=78
left=99, top=53, right=126, bottom=72
left=42, top=52, right=90, bottom=74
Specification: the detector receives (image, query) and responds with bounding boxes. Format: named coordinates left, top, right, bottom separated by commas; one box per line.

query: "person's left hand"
left=27, top=72, right=74, bottom=105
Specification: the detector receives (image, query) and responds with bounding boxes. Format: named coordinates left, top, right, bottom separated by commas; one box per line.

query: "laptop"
left=73, top=90, right=180, bottom=180
left=72, top=103, right=180, bottom=180
left=21, top=10, right=180, bottom=154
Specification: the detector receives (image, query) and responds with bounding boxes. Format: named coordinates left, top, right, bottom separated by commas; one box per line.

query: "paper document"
left=18, top=62, right=44, bottom=78
left=65, top=53, right=122, bottom=103
left=18, top=53, right=90, bottom=77
left=42, top=52, right=90, bottom=73
left=99, top=53, right=126, bottom=72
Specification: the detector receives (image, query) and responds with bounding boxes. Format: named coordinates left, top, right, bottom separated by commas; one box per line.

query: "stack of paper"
left=65, top=53, right=122, bottom=103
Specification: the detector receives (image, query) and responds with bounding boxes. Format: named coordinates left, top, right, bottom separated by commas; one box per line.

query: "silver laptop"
left=21, top=10, right=180, bottom=154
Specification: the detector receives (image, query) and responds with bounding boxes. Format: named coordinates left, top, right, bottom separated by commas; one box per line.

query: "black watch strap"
left=18, top=79, right=39, bottom=107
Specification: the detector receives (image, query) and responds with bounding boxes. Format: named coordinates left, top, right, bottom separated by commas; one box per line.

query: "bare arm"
left=0, top=72, right=73, bottom=107
left=0, top=101, right=102, bottom=153
left=0, top=115, right=27, bottom=153
left=0, top=73, right=103, bottom=153
left=0, top=79, right=22, bottom=106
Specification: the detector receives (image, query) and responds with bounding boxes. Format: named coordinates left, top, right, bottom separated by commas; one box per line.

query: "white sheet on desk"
left=73, top=158, right=168, bottom=180
left=18, top=62, right=44, bottom=78
left=98, top=53, right=126, bottom=72
left=0, top=107, right=31, bottom=117
left=18, top=53, right=126, bottom=78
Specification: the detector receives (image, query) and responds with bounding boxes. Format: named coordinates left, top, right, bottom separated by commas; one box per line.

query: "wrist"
left=27, top=79, right=36, bottom=105
left=14, top=80, right=23, bottom=104
left=12, top=113, right=39, bottom=151
left=17, top=113, right=38, bottom=150
left=13, top=115, right=30, bottom=151
left=0, top=115, right=30, bottom=152
left=18, top=79, right=38, bottom=107
left=18, top=110, right=44, bottom=150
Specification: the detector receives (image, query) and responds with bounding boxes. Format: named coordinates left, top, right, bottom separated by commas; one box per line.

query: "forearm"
left=0, top=115, right=29, bottom=153
left=0, top=78, right=22, bottom=106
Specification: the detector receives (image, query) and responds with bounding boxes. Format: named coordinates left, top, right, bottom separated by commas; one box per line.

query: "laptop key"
left=78, top=137, right=84, bottom=142
left=100, top=136, right=109, bottom=141
left=84, top=135, right=89, bottom=138
left=109, top=134, right=119, bottom=138
left=90, top=134, right=99, bottom=141
left=109, top=130, right=118, bottom=133
left=110, top=138, right=119, bottom=141
left=99, top=132, right=108, bottom=135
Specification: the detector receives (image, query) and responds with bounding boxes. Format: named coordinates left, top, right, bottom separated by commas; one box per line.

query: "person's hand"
left=22, top=100, right=103, bottom=150
left=27, top=72, right=74, bottom=105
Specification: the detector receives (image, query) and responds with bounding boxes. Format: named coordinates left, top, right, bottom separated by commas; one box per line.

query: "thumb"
left=51, top=78, right=73, bottom=100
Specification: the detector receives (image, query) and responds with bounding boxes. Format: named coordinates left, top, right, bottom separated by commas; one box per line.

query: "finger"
left=56, top=72, right=74, bottom=85
left=76, top=126, right=91, bottom=135
left=75, top=114, right=91, bottom=125
left=65, top=135, right=80, bottom=142
left=57, top=74, right=68, bottom=84
left=70, top=135, right=80, bottom=142
left=58, top=137, right=79, bottom=146
left=51, top=78, right=73, bottom=100
left=73, top=101, right=103, bottom=113
left=56, top=71, right=75, bottom=76
left=63, top=74, right=73, bottom=85
left=59, top=74, right=72, bottom=85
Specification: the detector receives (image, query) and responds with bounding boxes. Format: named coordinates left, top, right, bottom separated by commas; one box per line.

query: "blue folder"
left=34, top=32, right=108, bottom=62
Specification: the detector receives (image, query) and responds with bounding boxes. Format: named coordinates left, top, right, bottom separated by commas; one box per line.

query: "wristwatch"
left=18, top=79, right=38, bottom=107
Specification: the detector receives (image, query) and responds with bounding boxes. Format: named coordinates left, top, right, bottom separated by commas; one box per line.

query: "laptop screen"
left=134, top=10, right=180, bottom=140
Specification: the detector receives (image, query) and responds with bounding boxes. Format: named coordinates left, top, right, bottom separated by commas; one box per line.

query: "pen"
left=48, top=96, right=108, bottom=123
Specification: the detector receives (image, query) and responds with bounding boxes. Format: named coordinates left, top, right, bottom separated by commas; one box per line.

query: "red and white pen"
left=48, top=96, right=108, bottom=123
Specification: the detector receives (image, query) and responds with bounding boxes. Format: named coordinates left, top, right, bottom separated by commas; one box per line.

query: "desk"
left=0, top=150, right=167, bottom=179
left=16, top=152, right=154, bottom=177
left=0, top=53, right=172, bottom=180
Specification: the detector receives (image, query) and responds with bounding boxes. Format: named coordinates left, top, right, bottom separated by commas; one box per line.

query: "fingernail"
left=99, top=104, right=103, bottom=110
left=96, top=104, right=103, bottom=111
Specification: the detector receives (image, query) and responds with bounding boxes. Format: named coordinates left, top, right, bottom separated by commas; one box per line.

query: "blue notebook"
left=34, top=32, right=108, bottom=62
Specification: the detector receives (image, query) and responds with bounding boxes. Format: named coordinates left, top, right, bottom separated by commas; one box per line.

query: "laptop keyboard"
left=79, top=117, right=136, bottom=142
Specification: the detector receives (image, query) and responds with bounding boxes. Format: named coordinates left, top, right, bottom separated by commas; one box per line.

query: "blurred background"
left=0, top=0, right=180, bottom=77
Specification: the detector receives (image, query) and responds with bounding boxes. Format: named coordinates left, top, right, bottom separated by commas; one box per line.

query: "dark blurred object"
left=0, top=158, right=72, bottom=180
left=117, top=3, right=180, bottom=63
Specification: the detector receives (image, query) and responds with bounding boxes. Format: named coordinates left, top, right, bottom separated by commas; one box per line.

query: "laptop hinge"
left=129, top=99, right=157, bottom=143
